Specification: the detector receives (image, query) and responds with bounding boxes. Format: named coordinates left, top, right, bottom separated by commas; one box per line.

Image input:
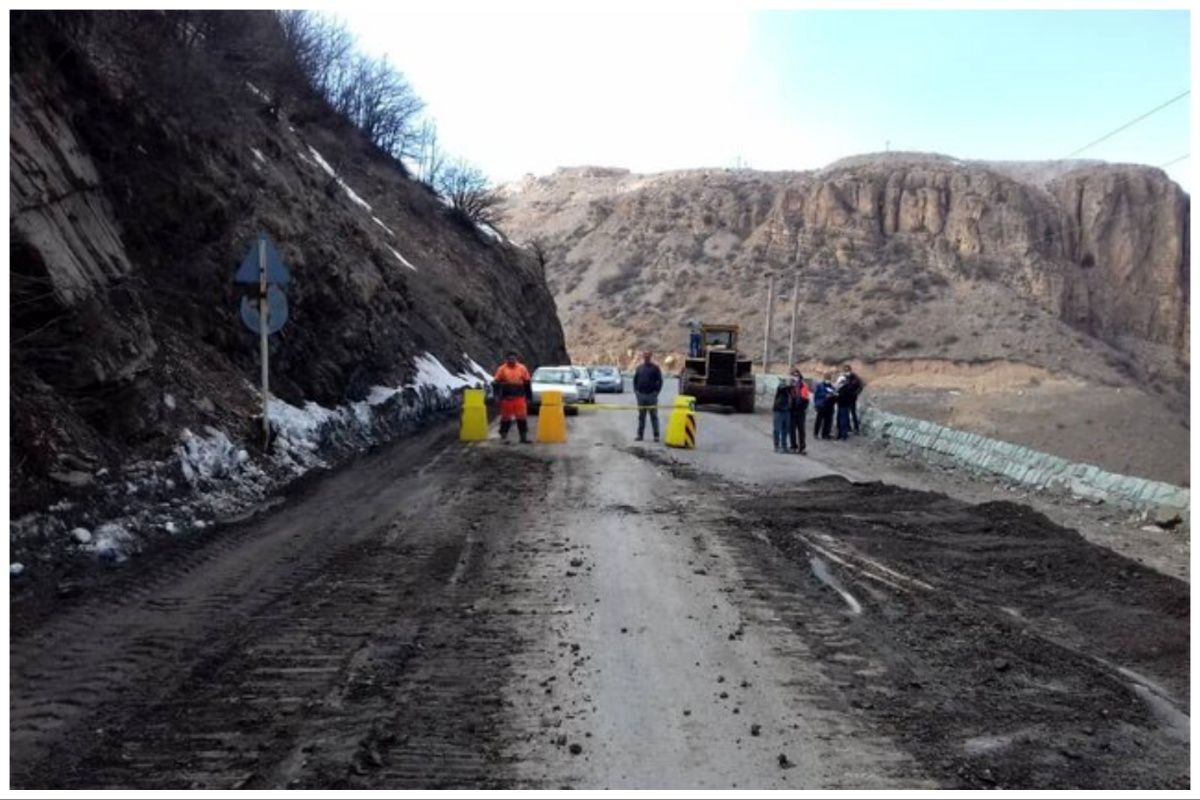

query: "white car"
left=530, top=366, right=585, bottom=409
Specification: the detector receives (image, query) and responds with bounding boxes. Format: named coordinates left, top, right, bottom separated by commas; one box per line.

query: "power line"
left=1159, top=153, right=1189, bottom=168
left=1065, top=90, right=1190, bottom=158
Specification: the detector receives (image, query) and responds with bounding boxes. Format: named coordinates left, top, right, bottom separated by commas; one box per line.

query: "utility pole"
left=762, top=274, right=774, bottom=373
left=786, top=272, right=800, bottom=370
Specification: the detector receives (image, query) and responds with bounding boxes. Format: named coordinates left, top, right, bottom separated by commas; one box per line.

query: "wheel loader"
left=679, top=323, right=756, bottom=413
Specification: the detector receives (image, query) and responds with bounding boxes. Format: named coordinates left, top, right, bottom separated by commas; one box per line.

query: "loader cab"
left=703, top=327, right=737, bottom=350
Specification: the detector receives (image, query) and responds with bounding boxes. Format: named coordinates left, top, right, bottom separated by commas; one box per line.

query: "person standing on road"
left=493, top=352, right=532, bottom=444
left=633, top=350, right=663, bottom=442
left=839, top=364, right=864, bottom=434
left=788, top=369, right=810, bottom=454
left=813, top=372, right=837, bottom=441
left=772, top=377, right=793, bottom=453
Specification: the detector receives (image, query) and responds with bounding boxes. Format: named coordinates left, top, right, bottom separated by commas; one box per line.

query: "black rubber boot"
left=499, top=419, right=511, bottom=441
left=517, top=419, right=530, bottom=443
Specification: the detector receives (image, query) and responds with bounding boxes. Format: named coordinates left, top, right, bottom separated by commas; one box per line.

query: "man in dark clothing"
left=772, top=378, right=792, bottom=453
left=812, top=372, right=837, bottom=440
left=632, top=351, right=663, bottom=442
left=840, top=364, right=863, bottom=434
left=788, top=369, right=809, bottom=454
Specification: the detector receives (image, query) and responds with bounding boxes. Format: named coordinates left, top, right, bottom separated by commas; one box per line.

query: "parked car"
left=590, top=365, right=624, bottom=393
left=529, top=366, right=585, bottom=414
left=570, top=366, right=596, bottom=403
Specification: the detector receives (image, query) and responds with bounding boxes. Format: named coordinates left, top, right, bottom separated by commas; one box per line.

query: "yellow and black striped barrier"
left=663, top=395, right=697, bottom=449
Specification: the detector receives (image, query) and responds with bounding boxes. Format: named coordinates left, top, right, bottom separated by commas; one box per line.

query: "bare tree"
left=437, top=159, right=502, bottom=227
left=415, top=120, right=446, bottom=185
left=277, top=10, right=352, bottom=95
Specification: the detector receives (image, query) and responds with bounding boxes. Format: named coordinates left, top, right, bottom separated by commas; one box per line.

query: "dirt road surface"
left=10, top=384, right=1189, bottom=789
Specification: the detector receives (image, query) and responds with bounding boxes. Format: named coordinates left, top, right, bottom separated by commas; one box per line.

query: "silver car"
left=571, top=366, right=596, bottom=403
left=590, top=365, right=624, bottom=393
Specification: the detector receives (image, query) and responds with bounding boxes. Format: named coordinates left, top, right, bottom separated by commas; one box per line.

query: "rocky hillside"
left=10, top=12, right=567, bottom=517
left=498, top=156, right=1188, bottom=389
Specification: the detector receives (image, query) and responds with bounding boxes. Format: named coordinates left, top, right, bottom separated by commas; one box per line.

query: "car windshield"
left=533, top=368, right=573, bottom=384
left=595, top=367, right=617, bottom=377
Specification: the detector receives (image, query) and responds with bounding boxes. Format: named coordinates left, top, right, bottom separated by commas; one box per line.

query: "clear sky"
left=337, top=6, right=1191, bottom=188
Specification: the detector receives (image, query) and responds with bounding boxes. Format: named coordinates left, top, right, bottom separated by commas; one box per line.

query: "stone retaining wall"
left=754, top=375, right=1189, bottom=521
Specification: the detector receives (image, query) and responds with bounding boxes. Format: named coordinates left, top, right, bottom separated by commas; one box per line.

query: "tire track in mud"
left=708, top=474, right=1190, bottom=790
left=10, top=438, right=554, bottom=789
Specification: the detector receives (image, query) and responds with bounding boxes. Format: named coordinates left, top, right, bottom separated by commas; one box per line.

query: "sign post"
left=235, top=232, right=291, bottom=449
left=258, top=236, right=269, bottom=448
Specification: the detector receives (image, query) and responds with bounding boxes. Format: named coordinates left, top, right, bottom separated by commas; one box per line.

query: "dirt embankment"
left=10, top=12, right=567, bottom=516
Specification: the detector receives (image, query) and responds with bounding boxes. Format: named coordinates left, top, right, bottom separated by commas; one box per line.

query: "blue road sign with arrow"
left=235, top=233, right=291, bottom=285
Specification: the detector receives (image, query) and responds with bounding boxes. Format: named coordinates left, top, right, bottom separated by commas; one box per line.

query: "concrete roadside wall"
left=753, top=375, right=1189, bottom=521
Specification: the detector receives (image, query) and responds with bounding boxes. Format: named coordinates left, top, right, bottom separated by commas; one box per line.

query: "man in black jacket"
left=633, top=351, right=663, bottom=442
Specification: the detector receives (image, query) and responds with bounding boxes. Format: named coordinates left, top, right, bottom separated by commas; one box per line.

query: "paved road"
left=10, top=387, right=1189, bottom=789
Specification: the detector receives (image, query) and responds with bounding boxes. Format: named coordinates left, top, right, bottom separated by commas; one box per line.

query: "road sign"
left=236, top=231, right=292, bottom=449
left=240, top=286, right=289, bottom=335
left=235, top=233, right=291, bottom=285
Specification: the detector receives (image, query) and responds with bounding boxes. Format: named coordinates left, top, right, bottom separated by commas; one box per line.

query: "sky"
left=337, top=6, right=1191, bottom=188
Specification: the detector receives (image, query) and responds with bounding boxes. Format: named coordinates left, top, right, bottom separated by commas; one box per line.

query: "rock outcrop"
left=499, top=154, right=1187, bottom=381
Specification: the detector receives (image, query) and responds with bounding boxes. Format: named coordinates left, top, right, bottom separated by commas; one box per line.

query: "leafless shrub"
left=436, top=159, right=501, bottom=227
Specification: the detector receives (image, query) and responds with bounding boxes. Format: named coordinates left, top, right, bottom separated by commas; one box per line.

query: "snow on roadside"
left=464, top=354, right=494, bottom=383
left=178, top=427, right=249, bottom=485
left=367, top=352, right=489, bottom=407
left=372, top=216, right=395, bottom=236
left=388, top=246, right=418, bottom=272
left=12, top=352, right=493, bottom=574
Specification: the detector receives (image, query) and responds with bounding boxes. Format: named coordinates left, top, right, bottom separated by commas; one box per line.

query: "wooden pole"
left=787, top=272, right=800, bottom=370
left=259, top=236, right=270, bottom=449
left=762, top=274, right=774, bottom=373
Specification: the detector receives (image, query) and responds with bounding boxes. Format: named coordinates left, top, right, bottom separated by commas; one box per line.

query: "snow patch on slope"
left=389, top=246, right=418, bottom=272
left=306, top=145, right=373, bottom=211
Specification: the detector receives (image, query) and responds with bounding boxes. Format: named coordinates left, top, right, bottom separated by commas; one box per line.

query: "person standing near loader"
left=840, top=364, right=864, bottom=434
left=813, top=372, right=837, bottom=441
left=772, top=377, right=793, bottom=453
left=633, top=351, right=663, bottom=442
left=493, top=352, right=532, bottom=443
left=788, top=369, right=810, bottom=454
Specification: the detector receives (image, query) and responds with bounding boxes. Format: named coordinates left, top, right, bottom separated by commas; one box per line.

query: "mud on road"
left=10, top=430, right=554, bottom=789
left=710, top=470, right=1190, bottom=789
left=10, top=423, right=1190, bottom=790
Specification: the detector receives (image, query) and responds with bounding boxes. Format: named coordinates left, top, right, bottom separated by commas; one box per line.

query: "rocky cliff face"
left=499, top=154, right=1187, bottom=390
left=10, top=12, right=567, bottom=514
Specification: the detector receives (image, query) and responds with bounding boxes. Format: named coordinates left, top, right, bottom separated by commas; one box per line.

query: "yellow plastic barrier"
left=459, top=387, right=488, bottom=442
left=537, top=390, right=567, bottom=443
left=664, top=395, right=697, bottom=449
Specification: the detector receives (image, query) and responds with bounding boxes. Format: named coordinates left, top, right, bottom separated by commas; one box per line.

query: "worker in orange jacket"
left=493, top=351, right=532, bottom=443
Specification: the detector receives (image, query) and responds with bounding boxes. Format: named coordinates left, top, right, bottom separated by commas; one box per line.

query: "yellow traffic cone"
left=537, top=391, right=567, bottom=443
left=664, top=395, right=697, bottom=449
left=459, top=387, right=488, bottom=442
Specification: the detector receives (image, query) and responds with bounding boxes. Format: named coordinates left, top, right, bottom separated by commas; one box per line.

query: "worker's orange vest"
left=494, top=363, right=530, bottom=397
